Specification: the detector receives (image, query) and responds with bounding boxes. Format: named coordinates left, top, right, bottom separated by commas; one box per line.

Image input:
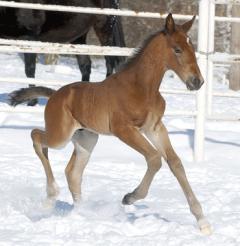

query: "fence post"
left=229, top=4, right=240, bottom=90
left=206, top=1, right=215, bottom=116
left=194, top=0, right=210, bottom=162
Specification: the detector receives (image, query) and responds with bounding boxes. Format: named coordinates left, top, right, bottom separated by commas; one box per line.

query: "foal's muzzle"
left=186, top=76, right=204, bottom=91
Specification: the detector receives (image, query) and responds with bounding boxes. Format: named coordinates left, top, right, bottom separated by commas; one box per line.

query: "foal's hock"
left=14, top=13, right=211, bottom=234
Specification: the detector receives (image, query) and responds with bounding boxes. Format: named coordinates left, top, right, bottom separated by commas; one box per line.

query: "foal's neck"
left=133, top=34, right=167, bottom=94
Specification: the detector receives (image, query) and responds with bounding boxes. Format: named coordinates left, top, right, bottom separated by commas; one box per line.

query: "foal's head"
left=163, top=14, right=203, bottom=91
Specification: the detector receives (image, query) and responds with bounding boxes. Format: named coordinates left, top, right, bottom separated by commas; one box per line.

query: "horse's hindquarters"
left=44, top=87, right=82, bottom=149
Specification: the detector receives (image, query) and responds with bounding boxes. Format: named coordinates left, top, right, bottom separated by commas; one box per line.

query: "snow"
left=0, top=53, right=240, bottom=245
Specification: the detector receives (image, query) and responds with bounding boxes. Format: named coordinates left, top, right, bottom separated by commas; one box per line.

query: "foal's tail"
left=9, top=86, right=55, bottom=106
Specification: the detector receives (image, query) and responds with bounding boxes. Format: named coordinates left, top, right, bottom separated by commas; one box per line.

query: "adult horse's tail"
left=112, top=13, right=126, bottom=65
left=103, top=0, right=126, bottom=73
left=109, top=0, right=126, bottom=47
left=9, top=86, right=55, bottom=106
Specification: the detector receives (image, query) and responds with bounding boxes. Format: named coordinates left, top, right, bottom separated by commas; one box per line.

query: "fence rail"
left=1, top=77, right=239, bottom=98
left=0, top=105, right=197, bottom=117
left=0, top=1, right=240, bottom=23
left=0, top=39, right=133, bottom=56
left=0, top=1, right=192, bottom=20
left=215, top=0, right=240, bottom=4
left=2, top=39, right=240, bottom=65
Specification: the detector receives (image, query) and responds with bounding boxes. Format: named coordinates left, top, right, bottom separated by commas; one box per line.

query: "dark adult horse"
left=0, top=0, right=126, bottom=105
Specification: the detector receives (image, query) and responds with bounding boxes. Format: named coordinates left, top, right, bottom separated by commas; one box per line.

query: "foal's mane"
left=120, top=29, right=164, bottom=70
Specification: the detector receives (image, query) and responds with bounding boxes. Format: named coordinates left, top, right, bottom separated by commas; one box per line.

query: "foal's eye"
left=174, top=47, right=182, bottom=54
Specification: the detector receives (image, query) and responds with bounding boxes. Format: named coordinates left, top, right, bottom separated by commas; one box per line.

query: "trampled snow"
left=0, top=53, right=240, bottom=245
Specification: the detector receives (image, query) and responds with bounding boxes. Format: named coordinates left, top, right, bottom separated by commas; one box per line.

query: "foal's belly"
left=78, top=109, right=111, bottom=135
left=71, top=90, right=111, bottom=135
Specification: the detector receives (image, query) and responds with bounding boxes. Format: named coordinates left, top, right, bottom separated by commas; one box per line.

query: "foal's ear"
left=165, top=13, right=175, bottom=34
left=181, top=15, right=196, bottom=33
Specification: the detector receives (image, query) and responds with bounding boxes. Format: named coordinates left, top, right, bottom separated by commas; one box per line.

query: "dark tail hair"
left=112, top=15, right=126, bottom=65
left=104, top=0, right=126, bottom=67
left=9, top=86, right=56, bottom=106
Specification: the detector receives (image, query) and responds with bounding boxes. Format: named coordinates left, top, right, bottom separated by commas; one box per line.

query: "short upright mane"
left=120, top=30, right=164, bottom=70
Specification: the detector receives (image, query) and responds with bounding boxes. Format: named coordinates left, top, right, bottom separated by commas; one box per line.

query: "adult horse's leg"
left=111, top=122, right=162, bottom=205
left=65, top=130, right=98, bottom=203
left=17, top=7, right=46, bottom=106
left=24, top=53, right=36, bottom=78
left=72, top=34, right=92, bottom=81
left=94, top=20, right=114, bottom=77
left=24, top=53, right=38, bottom=106
left=145, top=122, right=212, bottom=235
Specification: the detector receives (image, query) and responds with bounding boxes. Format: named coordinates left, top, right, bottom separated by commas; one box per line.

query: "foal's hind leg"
left=145, top=122, right=212, bottom=235
left=31, top=129, right=60, bottom=202
left=65, top=130, right=98, bottom=203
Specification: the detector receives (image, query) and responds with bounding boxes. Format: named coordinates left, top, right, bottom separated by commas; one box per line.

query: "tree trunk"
left=229, top=5, right=240, bottom=91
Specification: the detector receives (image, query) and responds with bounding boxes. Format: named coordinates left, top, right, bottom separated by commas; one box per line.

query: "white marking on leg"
left=46, top=181, right=60, bottom=198
left=198, top=217, right=212, bottom=235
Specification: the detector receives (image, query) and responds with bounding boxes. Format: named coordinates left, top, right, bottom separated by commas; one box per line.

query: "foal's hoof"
left=198, top=218, right=212, bottom=235
left=122, top=193, right=136, bottom=205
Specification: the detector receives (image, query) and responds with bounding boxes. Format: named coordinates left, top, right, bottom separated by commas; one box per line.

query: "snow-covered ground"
left=0, top=53, right=240, bottom=245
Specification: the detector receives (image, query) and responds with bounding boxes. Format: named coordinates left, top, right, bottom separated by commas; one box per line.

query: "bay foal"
left=12, top=14, right=211, bottom=234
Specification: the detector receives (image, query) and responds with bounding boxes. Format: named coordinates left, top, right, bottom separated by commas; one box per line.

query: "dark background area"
left=88, top=0, right=231, bottom=52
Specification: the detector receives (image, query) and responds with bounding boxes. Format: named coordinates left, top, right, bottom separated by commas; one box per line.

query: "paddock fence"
left=0, top=0, right=239, bottom=161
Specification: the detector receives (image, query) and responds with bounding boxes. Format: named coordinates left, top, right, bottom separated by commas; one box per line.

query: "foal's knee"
left=167, top=156, right=184, bottom=174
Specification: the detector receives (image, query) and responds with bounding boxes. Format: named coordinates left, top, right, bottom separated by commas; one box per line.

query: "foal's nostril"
left=193, top=77, right=204, bottom=89
left=186, top=76, right=204, bottom=90
left=199, top=80, right=204, bottom=87
left=193, top=78, right=199, bottom=84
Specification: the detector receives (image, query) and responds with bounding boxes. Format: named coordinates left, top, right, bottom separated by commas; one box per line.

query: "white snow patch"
left=0, top=53, right=240, bottom=245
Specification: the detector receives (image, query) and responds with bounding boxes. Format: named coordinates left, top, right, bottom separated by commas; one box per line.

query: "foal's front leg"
left=112, top=123, right=162, bottom=205
left=145, top=122, right=212, bottom=235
